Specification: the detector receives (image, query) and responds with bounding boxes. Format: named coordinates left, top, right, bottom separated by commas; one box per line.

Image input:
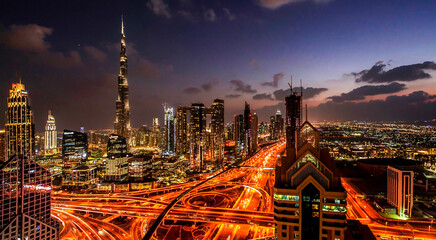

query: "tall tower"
left=114, top=15, right=131, bottom=140
left=5, top=79, right=35, bottom=159
left=44, top=110, right=57, bottom=155
left=210, top=99, right=224, bottom=163
left=164, top=104, right=176, bottom=154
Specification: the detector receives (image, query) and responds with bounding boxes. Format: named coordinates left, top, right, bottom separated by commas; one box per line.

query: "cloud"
left=327, top=82, right=407, bottom=102
left=351, top=61, right=436, bottom=83
left=249, top=59, right=261, bottom=71
left=223, top=8, right=235, bottom=21
left=146, top=0, right=171, bottom=18
left=230, top=79, right=257, bottom=94
left=178, top=10, right=195, bottom=21
left=201, top=80, right=219, bottom=91
left=1, top=24, right=52, bottom=52
left=226, top=94, right=242, bottom=98
left=204, top=9, right=217, bottom=21
left=273, top=87, right=328, bottom=100
left=183, top=87, right=201, bottom=94
left=257, top=0, right=331, bottom=10
left=83, top=46, right=107, bottom=62
left=253, top=93, right=274, bottom=100
left=262, top=72, right=284, bottom=87
left=311, top=91, right=436, bottom=122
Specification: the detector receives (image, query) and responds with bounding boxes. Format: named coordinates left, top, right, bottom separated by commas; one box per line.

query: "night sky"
left=1, top=0, right=436, bottom=132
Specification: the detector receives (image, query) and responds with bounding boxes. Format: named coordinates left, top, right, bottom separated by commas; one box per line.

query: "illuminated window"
left=274, top=194, right=299, bottom=201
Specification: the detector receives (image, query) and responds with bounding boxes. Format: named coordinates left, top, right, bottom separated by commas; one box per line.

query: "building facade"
left=274, top=88, right=347, bottom=240
left=5, top=81, right=35, bottom=159
left=105, top=134, right=129, bottom=182
left=62, top=130, right=88, bottom=166
left=0, top=155, right=59, bottom=240
left=210, top=99, right=225, bottom=163
left=164, top=104, right=176, bottom=154
left=44, top=110, right=57, bottom=155
left=387, top=166, right=414, bottom=218
left=114, top=16, right=131, bottom=140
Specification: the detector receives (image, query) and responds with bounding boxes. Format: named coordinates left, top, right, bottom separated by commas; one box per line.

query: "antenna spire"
left=121, top=15, right=124, bottom=35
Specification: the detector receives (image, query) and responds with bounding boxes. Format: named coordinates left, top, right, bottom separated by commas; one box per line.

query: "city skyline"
left=1, top=0, right=436, bottom=131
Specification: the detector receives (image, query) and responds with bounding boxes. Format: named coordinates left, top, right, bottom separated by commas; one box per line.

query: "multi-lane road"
left=53, top=142, right=285, bottom=240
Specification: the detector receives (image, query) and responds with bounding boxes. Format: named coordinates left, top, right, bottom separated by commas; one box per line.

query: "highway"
left=54, top=141, right=285, bottom=240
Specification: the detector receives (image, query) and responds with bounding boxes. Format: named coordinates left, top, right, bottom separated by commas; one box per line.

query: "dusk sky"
left=1, top=0, right=436, bottom=132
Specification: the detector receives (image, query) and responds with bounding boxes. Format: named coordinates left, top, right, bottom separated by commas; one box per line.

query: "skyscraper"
left=114, top=16, right=131, bottom=140
left=275, top=110, right=284, bottom=139
left=244, top=102, right=252, bottom=154
left=5, top=80, right=35, bottom=159
left=190, top=103, right=206, bottom=169
left=0, top=155, right=59, bottom=239
left=105, top=134, right=129, bottom=182
left=164, top=104, right=176, bottom=154
left=44, top=110, right=57, bottom=155
left=234, top=114, right=245, bottom=155
left=62, top=130, right=88, bottom=165
left=274, top=89, right=347, bottom=240
left=250, top=112, right=258, bottom=153
left=176, top=107, right=190, bottom=156
left=387, top=166, right=414, bottom=218
left=210, top=99, right=224, bottom=163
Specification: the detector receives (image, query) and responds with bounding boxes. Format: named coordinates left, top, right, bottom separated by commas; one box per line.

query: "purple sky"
left=1, top=0, right=436, bottom=132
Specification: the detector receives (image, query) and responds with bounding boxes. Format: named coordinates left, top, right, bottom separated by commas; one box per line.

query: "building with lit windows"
left=0, top=130, right=5, bottom=162
left=105, top=134, right=129, bottom=182
left=176, top=107, right=190, bottom=156
left=44, top=110, right=57, bottom=155
left=62, top=130, right=88, bottom=166
left=190, top=103, right=206, bottom=169
left=164, top=104, right=176, bottom=154
left=274, top=88, right=347, bottom=240
left=114, top=16, right=131, bottom=140
left=0, top=155, right=59, bottom=240
left=251, top=112, right=258, bottom=153
left=210, top=99, right=225, bottom=163
left=387, top=165, right=414, bottom=218
left=5, top=80, right=35, bottom=159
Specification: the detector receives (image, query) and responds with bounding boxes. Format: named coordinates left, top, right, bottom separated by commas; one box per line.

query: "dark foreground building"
left=0, top=155, right=59, bottom=239
left=274, top=88, right=347, bottom=240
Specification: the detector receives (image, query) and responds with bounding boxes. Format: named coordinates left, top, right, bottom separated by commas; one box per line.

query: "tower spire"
left=121, top=15, right=124, bottom=36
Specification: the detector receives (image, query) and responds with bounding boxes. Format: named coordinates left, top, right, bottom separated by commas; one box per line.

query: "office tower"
left=114, top=16, right=131, bottom=140
left=164, top=104, right=176, bottom=154
left=105, top=134, right=129, bottom=182
left=270, top=116, right=276, bottom=140
left=176, top=107, right=189, bottom=156
left=0, top=130, right=4, bottom=162
left=211, top=99, right=224, bottom=163
left=5, top=80, right=35, bottom=159
left=225, top=122, right=234, bottom=141
left=251, top=112, right=258, bottom=153
left=243, top=102, right=252, bottom=154
left=190, top=103, right=206, bottom=169
left=234, top=114, right=245, bottom=155
left=151, top=118, right=162, bottom=147
left=275, top=110, right=284, bottom=139
left=285, top=86, right=302, bottom=151
left=128, top=156, right=153, bottom=181
left=274, top=90, right=347, bottom=240
left=44, top=110, right=57, bottom=155
left=107, top=134, right=128, bottom=158
left=387, top=166, right=414, bottom=218
left=62, top=130, right=88, bottom=165
left=0, top=155, right=59, bottom=239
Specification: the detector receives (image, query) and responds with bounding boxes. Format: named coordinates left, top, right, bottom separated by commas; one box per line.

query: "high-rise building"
left=234, top=114, right=245, bottom=155
left=387, top=166, right=414, bottom=218
left=5, top=80, right=35, bottom=159
left=190, top=103, right=206, bottom=169
left=275, top=110, right=284, bottom=139
left=62, top=130, right=88, bottom=166
left=251, top=112, right=258, bottom=153
left=274, top=88, right=347, bottom=240
left=44, top=110, right=57, bottom=155
left=164, top=104, right=176, bottom=154
left=114, top=16, right=131, bottom=140
left=0, top=130, right=5, bottom=162
left=107, top=134, right=128, bottom=158
left=176, top=107, right=190, bottom=156
left=0, top=155, right=59, bottom=239
left=210, top=99, right=224, bottom=163
left=244, top=102, right=252, bottom=154
left=105, top=134, right=129, bottom=182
